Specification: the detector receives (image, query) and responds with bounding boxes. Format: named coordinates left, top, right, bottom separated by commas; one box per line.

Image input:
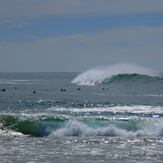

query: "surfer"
left=1, top=88, right=6, bottom=92
left=61, top=88, right=66, bottom=92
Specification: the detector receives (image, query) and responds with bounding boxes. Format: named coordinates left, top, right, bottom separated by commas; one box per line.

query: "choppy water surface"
left=0, top=69, right=163, bottom=162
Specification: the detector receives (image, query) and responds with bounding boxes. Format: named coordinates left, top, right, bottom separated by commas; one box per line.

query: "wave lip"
left=71, top=63, right=158, bottom=86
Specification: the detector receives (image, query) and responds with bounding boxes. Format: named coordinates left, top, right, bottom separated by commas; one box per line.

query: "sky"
left=0, top=0, right=163, bottom=72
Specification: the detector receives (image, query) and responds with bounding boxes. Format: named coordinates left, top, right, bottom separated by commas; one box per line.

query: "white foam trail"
left=0, top=79, right=29, bottom=85
left=0, top=129, right=24, bottom=137
left=71, top=63, right=157, bottom=86
left=47, top=105, right=163, bottom=115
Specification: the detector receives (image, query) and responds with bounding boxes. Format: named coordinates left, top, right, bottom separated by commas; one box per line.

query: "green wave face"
left=0, top=115, right=67, bottom=137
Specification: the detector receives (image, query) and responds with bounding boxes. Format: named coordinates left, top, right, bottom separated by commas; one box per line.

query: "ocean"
left=1, top=65, right=163, bottom=162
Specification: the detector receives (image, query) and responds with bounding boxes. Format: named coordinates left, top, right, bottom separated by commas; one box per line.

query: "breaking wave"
left=1, top=113, right=163, bottom=137
left=72, top=63, right=158, bottom=86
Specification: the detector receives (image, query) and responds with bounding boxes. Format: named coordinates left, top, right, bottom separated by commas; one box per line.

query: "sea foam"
left=50, top=119, right=163, bottom=137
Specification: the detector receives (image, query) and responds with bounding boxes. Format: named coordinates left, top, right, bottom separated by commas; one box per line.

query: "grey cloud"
left=0, top=26, right=162, bottom=72
left=0, top=0, right=163, bottom=21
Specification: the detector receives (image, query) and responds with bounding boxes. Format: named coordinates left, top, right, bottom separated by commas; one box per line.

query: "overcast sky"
left=0, top=0, right=163, bottom=72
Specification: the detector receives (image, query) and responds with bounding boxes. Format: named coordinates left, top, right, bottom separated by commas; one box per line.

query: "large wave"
left=71, top=63, right=158, bottom=86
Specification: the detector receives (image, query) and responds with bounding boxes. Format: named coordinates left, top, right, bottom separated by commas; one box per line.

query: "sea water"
left=1, top=65, right=163, bottom=162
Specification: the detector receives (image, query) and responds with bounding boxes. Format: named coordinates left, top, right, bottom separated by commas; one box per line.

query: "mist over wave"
left=71, top=63, right=158, bottom=86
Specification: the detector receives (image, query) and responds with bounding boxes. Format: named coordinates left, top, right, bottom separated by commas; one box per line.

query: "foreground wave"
left=1, top=113, right=163, bottom=137
left=72, top=63, right=159, bottom=86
